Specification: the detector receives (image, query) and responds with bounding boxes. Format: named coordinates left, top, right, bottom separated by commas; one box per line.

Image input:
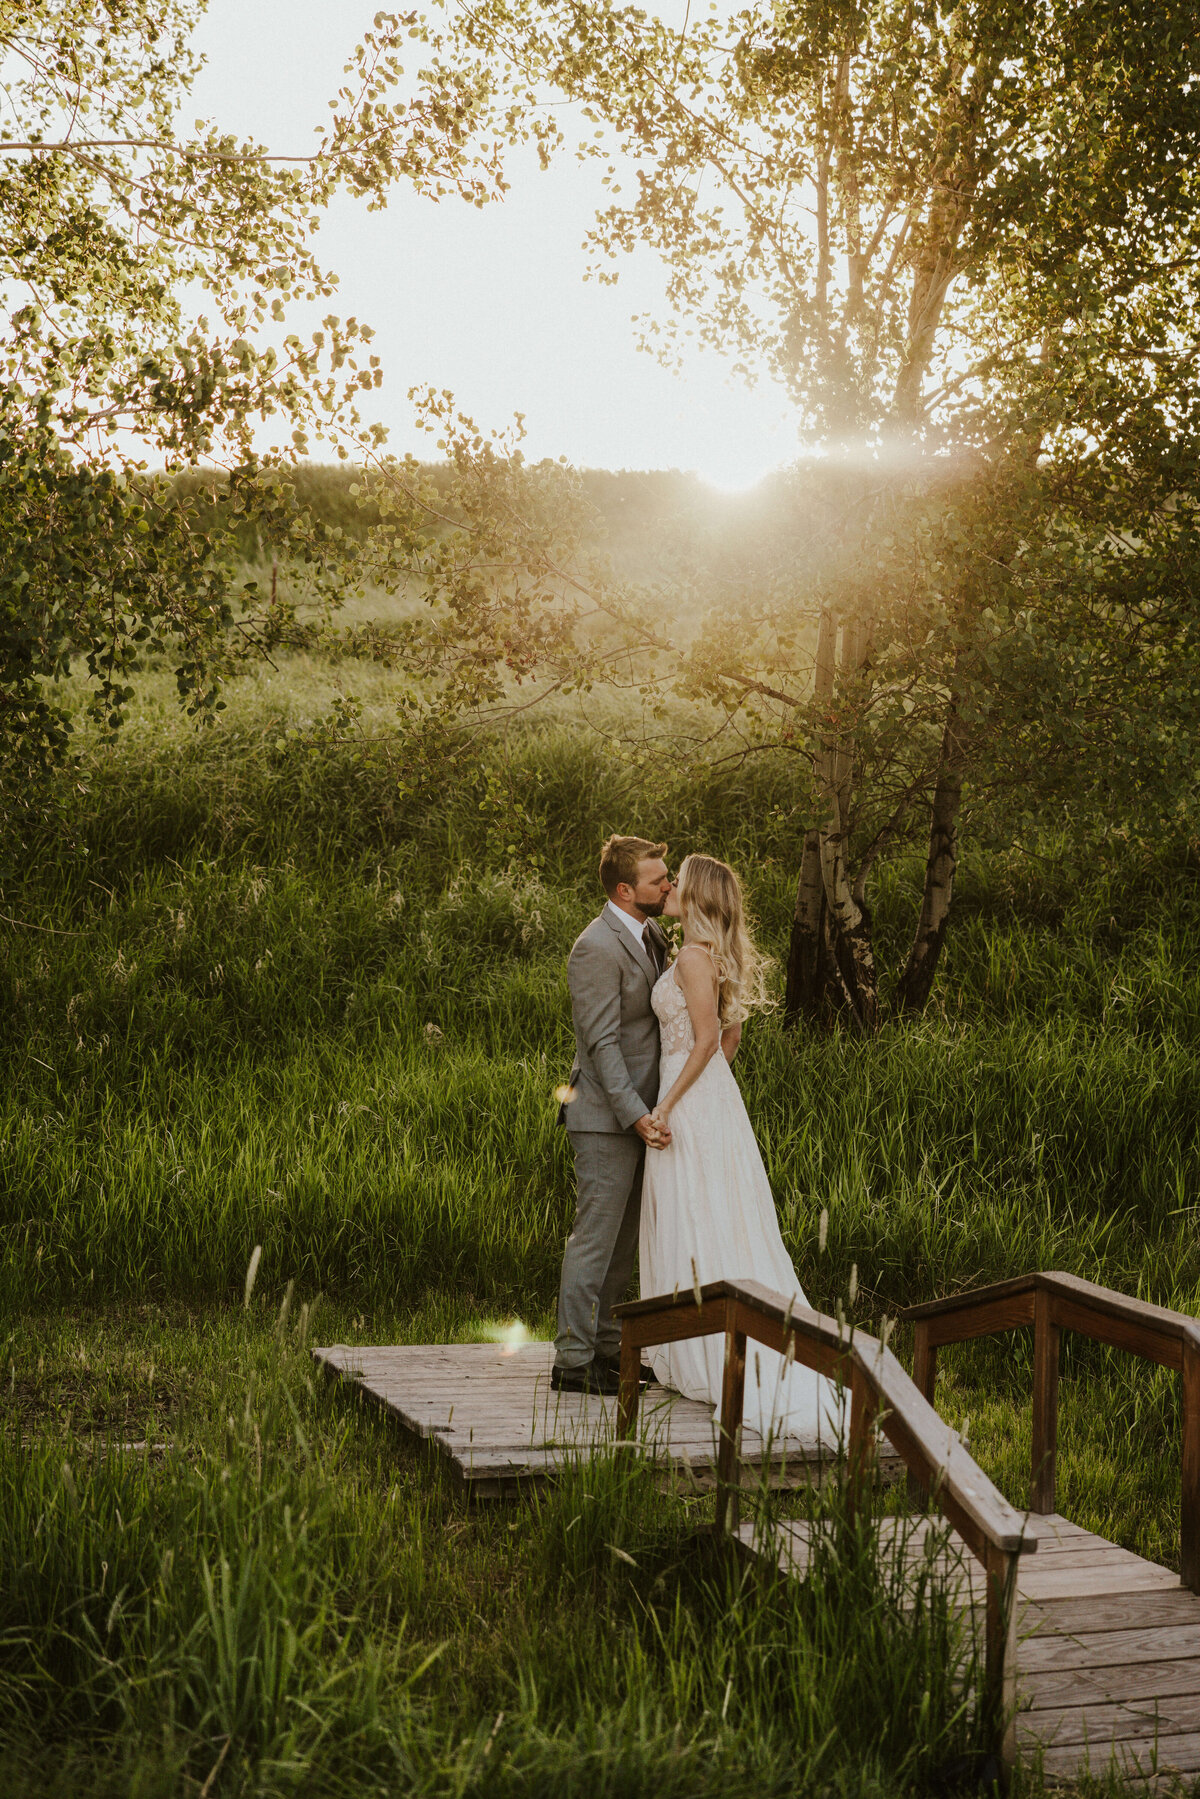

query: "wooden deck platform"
left=739, top=1510, right=1200, bottom=1784
left=317, top=1334, right=1200, bottom=1780
left=313, top=1339, right=901, bottom=1498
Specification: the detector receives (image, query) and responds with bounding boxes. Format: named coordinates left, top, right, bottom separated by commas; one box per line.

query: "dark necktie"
left=642, top=922, right=662, bottom=975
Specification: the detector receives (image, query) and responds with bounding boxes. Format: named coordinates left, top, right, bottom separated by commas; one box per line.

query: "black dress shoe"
left=550, top=1360, right=621, bottom=1396
left=593, top=1352, right=657, bottom=1387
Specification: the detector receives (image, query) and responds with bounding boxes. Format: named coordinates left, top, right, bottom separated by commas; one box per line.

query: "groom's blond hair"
left=599, top=834, right=667, bottom=896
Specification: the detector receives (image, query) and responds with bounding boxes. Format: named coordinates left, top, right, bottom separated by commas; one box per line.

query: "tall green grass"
left=3, top=686, right=1200, bottom=1792
left=1, top=1301, right=1003, bottom=1799
left=3, top=706, right=1199, bottom=1326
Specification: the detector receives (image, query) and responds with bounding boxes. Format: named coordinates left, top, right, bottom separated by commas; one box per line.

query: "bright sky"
left=189, top=0, right=798, bottom=489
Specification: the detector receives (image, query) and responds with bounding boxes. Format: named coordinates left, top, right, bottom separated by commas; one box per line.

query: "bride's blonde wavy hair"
left=677, top=853, right=773, bottom=1028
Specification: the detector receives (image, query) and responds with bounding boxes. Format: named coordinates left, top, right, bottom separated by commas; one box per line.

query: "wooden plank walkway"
left=313, top=1340, right=901, bottom=1498
left=317, top=1337, right=1200, bottom=1779
left=739, top=1510, right=1200, bottom=1784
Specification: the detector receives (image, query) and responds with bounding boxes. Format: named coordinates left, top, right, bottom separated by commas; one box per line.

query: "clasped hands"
left=635, top=1106, right=672, bottom=1150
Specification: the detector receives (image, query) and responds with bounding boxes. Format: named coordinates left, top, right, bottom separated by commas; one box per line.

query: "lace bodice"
left=652, top=964, right=695, bottom=1073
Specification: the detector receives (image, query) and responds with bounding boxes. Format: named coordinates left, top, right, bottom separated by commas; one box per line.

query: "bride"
left=639, top=852, right=840, bottom=1440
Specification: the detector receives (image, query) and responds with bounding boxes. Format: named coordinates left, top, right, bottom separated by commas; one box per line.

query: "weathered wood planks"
left=738, top=1509, right=1200, bottom=1781
left=901, top=1269, right=1200, bottom=1593
left=318, top=1337, right=1200, bottom=1778
left=313, top=1339, right=900, bottom=1499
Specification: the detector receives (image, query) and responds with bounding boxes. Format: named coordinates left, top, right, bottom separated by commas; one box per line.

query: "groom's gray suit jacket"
left=562, top=909, right=667, bottom=1134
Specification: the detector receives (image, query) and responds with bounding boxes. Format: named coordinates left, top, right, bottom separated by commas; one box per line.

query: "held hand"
left=634, top=1111, right=672, bottom=1149
left=651, top=1104, right=673, bottom=1146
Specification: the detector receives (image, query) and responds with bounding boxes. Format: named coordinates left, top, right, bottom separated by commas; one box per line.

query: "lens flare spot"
left=482, top=1318, right=533, bottom=1355
left=553, top=1084, right=577, bottom=1105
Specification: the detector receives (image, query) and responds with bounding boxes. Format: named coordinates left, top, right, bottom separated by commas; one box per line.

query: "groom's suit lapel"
left=601, top=907, right=658, bottom=990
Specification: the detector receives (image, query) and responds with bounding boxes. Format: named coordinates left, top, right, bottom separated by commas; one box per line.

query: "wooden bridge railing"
left=614, top=1278, right=1035, bottom=1761
left=900, top=1271, right=1200, bottom=1593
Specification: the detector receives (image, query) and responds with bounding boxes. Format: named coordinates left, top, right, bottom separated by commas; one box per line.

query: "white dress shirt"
left=606, top=899, right=655, bottom=958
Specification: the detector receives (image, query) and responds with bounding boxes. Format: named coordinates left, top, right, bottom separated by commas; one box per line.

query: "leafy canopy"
left=0, top=0, right=501, bottom=769
left=372, top=0, right=1200, bottom=1021
left=426, top=0, right=1200, bottom=791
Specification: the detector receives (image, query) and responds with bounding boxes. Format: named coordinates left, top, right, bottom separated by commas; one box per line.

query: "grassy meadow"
left=2, top=658, right=1200, bottom=1795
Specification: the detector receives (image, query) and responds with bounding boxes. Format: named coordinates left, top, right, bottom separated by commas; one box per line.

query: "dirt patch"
left=3, top=1369, right=179, bottom=1437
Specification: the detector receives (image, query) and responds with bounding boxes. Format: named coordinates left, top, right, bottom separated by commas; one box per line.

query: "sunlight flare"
left=482, top=1318, right=534, bottom=1355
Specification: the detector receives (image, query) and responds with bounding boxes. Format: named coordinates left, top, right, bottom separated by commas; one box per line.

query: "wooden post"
left=984, top=1543, right=1018, bottom=1769
left=617, top=1325, right=641, bottom=1446
left=912, top=1321, right=937, bottom=1403
left=715, top=1318, right=747, bottom=1535
left=1030, top=1285, right=1060, bottom=1514
left=1182, top=1336, right=1200, bottom=1592
left=908, top=1323, right=938, bottom=1506
left=846, top=1362, right=878, bottom=1525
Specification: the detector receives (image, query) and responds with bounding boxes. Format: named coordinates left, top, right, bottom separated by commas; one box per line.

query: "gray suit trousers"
left=554, top=1131, right=644, bottom=1369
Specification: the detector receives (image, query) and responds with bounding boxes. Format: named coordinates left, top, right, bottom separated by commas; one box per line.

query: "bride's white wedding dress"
left=639, top=962, right=842, bottom=1440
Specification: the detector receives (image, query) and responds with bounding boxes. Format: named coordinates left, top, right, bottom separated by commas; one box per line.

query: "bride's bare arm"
left=720, top=1020, right=742, bottom=1063
left=652, top=947, right=721, bottom=1123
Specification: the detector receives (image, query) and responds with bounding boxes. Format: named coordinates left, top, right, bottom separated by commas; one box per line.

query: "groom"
left=552, top=835, right=674, bottom=1395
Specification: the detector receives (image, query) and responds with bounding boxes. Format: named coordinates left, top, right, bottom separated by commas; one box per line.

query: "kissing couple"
left=552, top=834, right=838, bottom=1438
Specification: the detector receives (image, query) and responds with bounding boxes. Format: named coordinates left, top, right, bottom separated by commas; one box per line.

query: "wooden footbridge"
left=317, top=1270, right=1200, bottom=1784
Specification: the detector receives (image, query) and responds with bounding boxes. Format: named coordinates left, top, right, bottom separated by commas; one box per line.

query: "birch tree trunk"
left=784, top=827, right=831, bottom=1023
left=895, top=695, right=967, bottom=1013
left=784, top=605, right=879, bottom=1030
left=784, top=44, right=979, bottom=1033
left=818, top=608, right=879, bottom=1030
left=815, top=810, right=879, bottom=1031
left=785, top=606, right=837, bottom=1021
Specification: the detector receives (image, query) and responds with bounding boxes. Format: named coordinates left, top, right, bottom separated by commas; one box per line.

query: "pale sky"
left=189, top=0, right=798, bottom=488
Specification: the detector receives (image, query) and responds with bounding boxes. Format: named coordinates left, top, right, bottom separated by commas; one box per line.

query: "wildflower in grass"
left=244, top=1245, right=263, bottom=1308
